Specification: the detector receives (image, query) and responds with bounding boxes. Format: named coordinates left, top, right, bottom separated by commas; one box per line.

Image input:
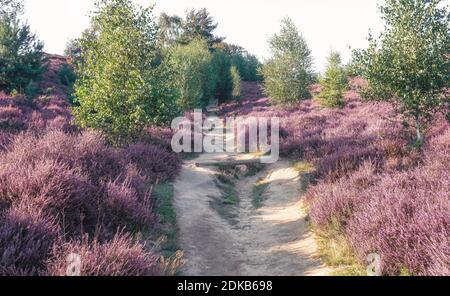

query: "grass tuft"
left=210, top=169, right=239, bottom=224
left=313, top=221, right=366, bottom=276
left=252, top=179, right=270, bottom=208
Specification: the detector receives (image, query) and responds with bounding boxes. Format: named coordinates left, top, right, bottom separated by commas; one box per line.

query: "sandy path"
left=173, top=152, right=330, bottom=276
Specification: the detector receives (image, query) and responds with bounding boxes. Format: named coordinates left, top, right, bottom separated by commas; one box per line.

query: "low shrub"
left=347, top=161, right=450, bottom=275
left=0, top=204, right=59, bottom=276
left=0, top=129, right=179, bottom=275
left=47, top=233, right=162, bottom=276
left=0, top=158, right=97, bottom=235
left=316, top=145, right=382, bottom=181
left=102, top=179, right=154, bottom=231
left=307, top=162, right=379, bottom=229
left=125, top=143, right=182, bottom=184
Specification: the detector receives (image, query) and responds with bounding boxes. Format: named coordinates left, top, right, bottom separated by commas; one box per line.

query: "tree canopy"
left=353, top=0, right=449, bottom=142
left=261, top=17, right=314, bottom=104
left=0, top=0, right=44, bottom=94
left=73, top=0, right=179, bottom=144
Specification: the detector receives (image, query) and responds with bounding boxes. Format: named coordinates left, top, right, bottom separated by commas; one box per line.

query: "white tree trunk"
left=415, top=118, right=423, bottom=143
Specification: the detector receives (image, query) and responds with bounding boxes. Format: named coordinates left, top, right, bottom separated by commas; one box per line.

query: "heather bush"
left=0, top=130, right=121, bottom=185
left=0, top=128, right=179, bottom=275
left=261, top=18, right=314, bottom=104
left=0, top=130, right=178, bottom=237
left=347, top=162, right=450, bottom=275
left=144, top=126, right=176, bottom=150
left=307, top=137, right=449, bottom=275
left=125, top=142, right=181, bottom=183
left=47, top=233, right=162, bottom=276
left=0, top=104, right=26, bottom=132
left=102, top=179, right=154, bottom=232
left=316, top=145, right=382, bottom=181
left=72, top=131, right=125, bottom=185
left=122, top=164, right=152, bottom=204
left=0, top=131, right=11, bottom=150
left=0, top=204, right=59, bottom=275
left=0, top=156, right=98, bottom=235
left=307, top=162, right=379, bottom=230
left=0, top=74, right=74, bottom=133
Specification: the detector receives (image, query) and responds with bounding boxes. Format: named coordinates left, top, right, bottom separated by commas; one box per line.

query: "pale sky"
left=22, top=0, right=389, bottom=72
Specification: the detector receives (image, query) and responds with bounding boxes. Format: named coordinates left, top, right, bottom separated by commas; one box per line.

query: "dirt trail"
left=173, top=152, right=331, bottom=276
left=173, top=87, right=329, bottom=276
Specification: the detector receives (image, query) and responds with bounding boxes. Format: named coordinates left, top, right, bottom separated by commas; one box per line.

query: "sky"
left=22, top=0, right=388, bottom=72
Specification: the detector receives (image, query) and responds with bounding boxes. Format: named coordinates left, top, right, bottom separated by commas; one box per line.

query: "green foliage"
left=64, top=39, right=81, bottom=66
left=0, top=0, right=44, bottom=93
left=73, top=0, right=179, bottom=144
left=158, top=8, right=223, bottom=49
left=318, top=51, right=348, bottom=108
left=345, top=50, right=364, bottom=77
left=261, top=17, right=314, bottom=105
left=57, top=63, right=77, bottom=103
left=167, top=38, right=215, bottom=110
left=212, top=50, right=233, bottom=102
left=152, top=182, right=178, bottom=254
left=157, top=13, right=183, bottom=48
left=179, top=8, right=224, bottom=48
left=58, top=63, right=76, bottom=87
left=354, top=0, right=450, bottom=142
left=24, top=80, right=39, bottom=100
left=216, top=42, right=262, bottom=81
left=252, top=179, right=270, bottom=208
left=65, top=28, right=100, bottom=73
left=241, top=53, right=262, bottom=81
left=230, top=65, right=241, bottom=99
left=0, top=0, right=23, bottom=17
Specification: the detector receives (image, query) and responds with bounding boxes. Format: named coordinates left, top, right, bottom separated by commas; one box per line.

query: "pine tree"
left=230, top=65, right=241, bottom=99
left=318, top=51, right=348, bottom=108
left=0, top=0, right=44, bottom=93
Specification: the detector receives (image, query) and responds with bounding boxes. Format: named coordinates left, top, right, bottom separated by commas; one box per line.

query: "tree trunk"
left=415, top=117, right=423, bottom=144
